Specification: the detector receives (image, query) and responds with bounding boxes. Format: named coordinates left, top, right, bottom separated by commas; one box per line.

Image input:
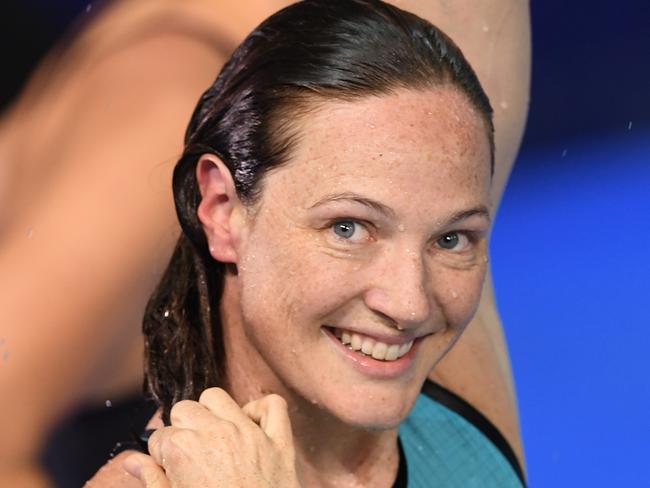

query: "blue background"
left=3, top=1, right=650, bottom=486
left=490, top=2, right=650, bottom=485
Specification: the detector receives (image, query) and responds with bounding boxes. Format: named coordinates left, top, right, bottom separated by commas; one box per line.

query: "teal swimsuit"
left=86, top=380, right=524, bottom=488
left=395, top=380, right=525, bottom=487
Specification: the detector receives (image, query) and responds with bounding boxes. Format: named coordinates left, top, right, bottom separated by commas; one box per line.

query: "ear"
left=196, top=154, right=246, bottom=264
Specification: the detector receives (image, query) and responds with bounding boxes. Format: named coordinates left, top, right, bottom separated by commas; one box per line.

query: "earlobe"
left=196, top=154, right=244, bottom=264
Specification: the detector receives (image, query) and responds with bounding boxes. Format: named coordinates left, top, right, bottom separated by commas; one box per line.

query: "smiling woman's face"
left=223, top=86, right=492, bottom=429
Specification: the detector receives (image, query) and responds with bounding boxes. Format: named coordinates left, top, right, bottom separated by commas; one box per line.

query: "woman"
left=91, top=1, right=525, bottom=486
left=0, top=0, right=528, bottom=485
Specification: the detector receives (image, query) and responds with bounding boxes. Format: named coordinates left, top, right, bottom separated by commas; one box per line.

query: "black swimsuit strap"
left=392, top=436, right=409, bottom=488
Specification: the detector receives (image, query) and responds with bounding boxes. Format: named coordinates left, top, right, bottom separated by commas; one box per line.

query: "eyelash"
left=326, top=219, right=482, bottom=253
left=328, top=219, right=373, bottom=243
left=434, top=231, right=477, bottom=253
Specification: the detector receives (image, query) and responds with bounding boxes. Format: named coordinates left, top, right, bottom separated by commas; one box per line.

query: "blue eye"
left=437, top=232, right=469, bottom=251
left=332, top=221, right=357, bottom=239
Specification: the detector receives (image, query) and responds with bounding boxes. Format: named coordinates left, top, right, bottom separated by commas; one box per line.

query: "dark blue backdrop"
left=491, top=2, right=650, bottom=485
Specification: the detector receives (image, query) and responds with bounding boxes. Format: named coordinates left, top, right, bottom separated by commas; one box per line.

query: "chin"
left=318, top=383, right=420, bottom=431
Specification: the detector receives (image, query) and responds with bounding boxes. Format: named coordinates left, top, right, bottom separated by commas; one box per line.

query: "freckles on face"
left=229, top=87, right=492, bottom=426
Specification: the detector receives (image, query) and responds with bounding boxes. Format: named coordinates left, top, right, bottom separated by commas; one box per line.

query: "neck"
left=220, top=277, right=400, bottom=487
left=290, top=408, right=399, bottom=488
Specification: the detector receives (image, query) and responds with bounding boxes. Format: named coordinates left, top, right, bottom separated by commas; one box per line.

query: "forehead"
left=263, top=87, right=491, bottom=211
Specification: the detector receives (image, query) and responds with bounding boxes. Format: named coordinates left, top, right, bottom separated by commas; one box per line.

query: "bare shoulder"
left=86, top=451, right=143, bottom=488
left=0, top=23, right=232, bottom=477
left=4, top=26, right=231, bottom=226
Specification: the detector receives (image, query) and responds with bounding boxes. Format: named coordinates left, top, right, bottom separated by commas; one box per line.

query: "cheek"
left=237, top=225, right=355, bottom=330
left=438, top=265, right=487, bottom=329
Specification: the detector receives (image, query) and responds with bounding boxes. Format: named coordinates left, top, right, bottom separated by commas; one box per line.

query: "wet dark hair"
left=143, top=0, right=494, bottom=422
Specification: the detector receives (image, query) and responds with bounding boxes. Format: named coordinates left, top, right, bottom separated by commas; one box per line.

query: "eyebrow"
left=446, top=206, right=492, bottom=226
left=307, top=192, right=397, bottom=218
left=308, top=191, right=490, bottom=225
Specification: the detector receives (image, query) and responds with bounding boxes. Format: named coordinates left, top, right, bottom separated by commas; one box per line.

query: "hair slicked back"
left=143, top=0, right=494, bottom=423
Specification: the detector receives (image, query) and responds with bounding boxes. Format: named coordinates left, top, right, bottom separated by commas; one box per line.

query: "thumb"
left=243, top=394, right=294, bottom=446
left=123, top=452, right=171, bottom=488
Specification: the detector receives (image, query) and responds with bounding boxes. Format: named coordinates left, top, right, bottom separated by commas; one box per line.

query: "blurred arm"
left=413, top=0, right=531, bottom=468
left=0, top=33, right=229, bottom=486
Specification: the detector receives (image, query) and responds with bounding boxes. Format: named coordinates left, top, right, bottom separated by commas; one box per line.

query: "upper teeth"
left=337, top=330, right=413, bottom=361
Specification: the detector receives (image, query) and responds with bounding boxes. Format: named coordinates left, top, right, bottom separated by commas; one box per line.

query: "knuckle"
left=161, top=428, right=195, bottom=458
left=169, top=399, right=197, bottom=423
left=215, top=418, right=239, bottom=437
left=198, top=386, right=228, bottom=405
left=146, top=427, right=163, bottom=453
left=265, top=393, right=288, bottom=410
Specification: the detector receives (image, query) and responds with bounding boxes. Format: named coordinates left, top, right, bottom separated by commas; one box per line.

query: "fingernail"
left=122, top=454, right=142, bottom=478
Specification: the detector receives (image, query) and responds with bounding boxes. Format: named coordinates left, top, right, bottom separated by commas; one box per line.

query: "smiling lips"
left=333, top=328, right=414, bottom=361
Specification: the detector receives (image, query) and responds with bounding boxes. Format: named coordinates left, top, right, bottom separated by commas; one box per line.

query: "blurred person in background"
left=0, top=0, right=529, bottom=486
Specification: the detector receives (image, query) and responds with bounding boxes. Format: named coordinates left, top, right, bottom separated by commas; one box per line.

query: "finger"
left=169, top=399, right=215, bottom=430
left=122, top=452, right=171, bottom=488
left=242, top=394, right=294, bottom=445
left=146, top=409, right=164, bottom=430
left=198, top=387, right=252, bottom=427
left=147, top=426, right=195, bottom=468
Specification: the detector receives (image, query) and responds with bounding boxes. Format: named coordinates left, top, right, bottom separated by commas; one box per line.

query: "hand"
left=122, top=388, right=302, bottom=488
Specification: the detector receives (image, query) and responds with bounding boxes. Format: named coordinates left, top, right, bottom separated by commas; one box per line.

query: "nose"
left=363, top=246, right=433, bottom=329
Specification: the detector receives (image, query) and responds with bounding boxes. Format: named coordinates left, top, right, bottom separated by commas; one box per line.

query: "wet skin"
left=202, top=86, right=493, bottom=484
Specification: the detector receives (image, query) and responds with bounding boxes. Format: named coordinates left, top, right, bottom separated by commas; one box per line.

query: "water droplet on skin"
left=499, top=100, right=509, bottom=110
left=561, top=149, right=568, bottom=157
left=397, top=223, right=405, bottom=232
left=451, top=290, right=459, bottom=299
left=105, top=400, right=112, bottom=408
left=628, top=121, right=633, bottom=130
left=482, top=24, right=490, bottom=32
left=369, top=124, right=376, bottom=129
